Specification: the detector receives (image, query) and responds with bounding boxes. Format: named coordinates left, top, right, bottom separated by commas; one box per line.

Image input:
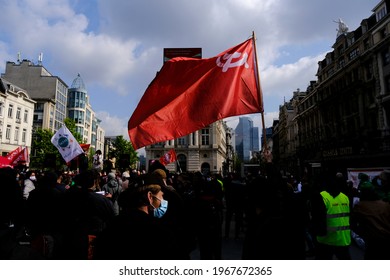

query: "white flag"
left=51, top=125, right=84, bottom=163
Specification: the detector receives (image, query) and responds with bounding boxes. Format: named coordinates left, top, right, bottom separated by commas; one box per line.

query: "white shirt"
left=93, top=154, right=103, bottom=169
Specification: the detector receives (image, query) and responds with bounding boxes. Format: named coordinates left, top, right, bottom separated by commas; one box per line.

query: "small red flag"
left=0, top=156, right=11, bottom=168
left=80, top=143, right=91, bottom=152
left=9, top=147, right=29, bottom=166
left=128, top=36, right=262, bottom=150
left=5, top=146, right=23, bottom=163
left=159, top=149, right=177, bottom=166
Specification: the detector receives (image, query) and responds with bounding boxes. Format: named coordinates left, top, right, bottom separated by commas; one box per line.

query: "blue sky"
left=0, top=0, right=379, bottom=152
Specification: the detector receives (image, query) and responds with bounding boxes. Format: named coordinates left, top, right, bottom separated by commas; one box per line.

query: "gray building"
left=2, top=59, right=67, bottom=132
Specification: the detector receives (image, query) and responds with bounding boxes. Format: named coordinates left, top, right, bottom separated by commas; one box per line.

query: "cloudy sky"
left=0, top=0, right=379, bottom=152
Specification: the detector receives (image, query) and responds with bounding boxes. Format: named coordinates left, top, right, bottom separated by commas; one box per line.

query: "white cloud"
left=95, top=111, right=129, bottom=139
left=261, top=53, right=324, bottom=101
left=0, top=0, right=379, bottom=143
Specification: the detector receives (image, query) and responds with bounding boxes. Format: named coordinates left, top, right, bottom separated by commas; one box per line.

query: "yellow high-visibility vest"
left=317, top=191, right=351, bottom=246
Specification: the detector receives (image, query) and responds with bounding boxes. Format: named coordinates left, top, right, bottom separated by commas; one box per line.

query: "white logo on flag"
left=216, top=52, right=249, bottom=72
left=164, top=153, right=171, bottom=162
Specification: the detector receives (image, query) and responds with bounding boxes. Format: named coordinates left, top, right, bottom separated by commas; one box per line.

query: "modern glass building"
left=235, top=116, right=259, bottom=162
left=68, top=73, right=104, bottom=152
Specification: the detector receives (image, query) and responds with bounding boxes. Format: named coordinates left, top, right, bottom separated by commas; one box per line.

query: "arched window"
left=201, top=162, right=210, bottom=176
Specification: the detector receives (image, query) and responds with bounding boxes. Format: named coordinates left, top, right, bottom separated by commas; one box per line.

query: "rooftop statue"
left=334, top=18, right=349, bottom=37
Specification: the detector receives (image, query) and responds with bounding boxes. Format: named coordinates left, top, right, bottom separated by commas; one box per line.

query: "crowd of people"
left=1, top=150, right=390, bottom=260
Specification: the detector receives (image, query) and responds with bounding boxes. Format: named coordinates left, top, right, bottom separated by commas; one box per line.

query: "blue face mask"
left=151, top=196, right=168, bottom=218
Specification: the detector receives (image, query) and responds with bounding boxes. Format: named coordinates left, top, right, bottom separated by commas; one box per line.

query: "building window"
left=383, top=50, right=390, bottom=66
left=35, top=102, right=44, bottom=111
left=177, top=154, right=187, bottom=172
left=363, top=39, right=370, bottom=51
left=24, top=110, right=28, bottom=123
left=178, top=137, right=186, bottom=145
left=381, top=28, right=388, bottom=39
left=8, top=104, right=13, bottom=118
left=6, top=125, right=11, bottom=140
left=22, top=129, right=26, bottom=142
left=201, top=162, right=211, bottom=175
left=376, top=6, right=387, bottom=22
left=349, top=48, right=359, bottom=60
left=338, top=58, right=345, bottom=69
left=16, top=107, right=21, bottom=122
left=14, top=127, right=19, bottom=141
left=0, top=102, right=3, bottom=117
left=76, top=126, right=83, bottom=136
left=337, top=45, right=344, bottom=55
left=201, top=128, right=210, bottom=145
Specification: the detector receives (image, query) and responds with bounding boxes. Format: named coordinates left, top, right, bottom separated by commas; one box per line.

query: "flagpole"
left=176, top=160, right=183, bottom=173
left=252, top=31, right=268, bottom=152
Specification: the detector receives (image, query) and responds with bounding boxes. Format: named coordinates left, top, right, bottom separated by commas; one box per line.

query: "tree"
left=30, top=119, right=83, bottom=170
left=64, top=118, right=83, bottom=143
left=108, top=136, right=138, bottom=170
left=30, top=128, right=65, bottom=170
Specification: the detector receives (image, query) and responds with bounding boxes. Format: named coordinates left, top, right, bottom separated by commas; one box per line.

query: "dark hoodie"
left=102, top=173, right=120, bottom=215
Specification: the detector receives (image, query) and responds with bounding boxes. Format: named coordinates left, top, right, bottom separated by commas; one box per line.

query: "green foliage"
left=30, top=120, right=82, bottom=170
left=109, top=135, right=138, bottom=168
left=30, top=128, right=65, bottom=170
left=64, top=118, right=83, bottom=143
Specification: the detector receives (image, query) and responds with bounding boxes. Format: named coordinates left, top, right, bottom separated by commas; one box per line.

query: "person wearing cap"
left=94, top=176, right=181, bottom=259
left=149, top=168, right=197, bottom=259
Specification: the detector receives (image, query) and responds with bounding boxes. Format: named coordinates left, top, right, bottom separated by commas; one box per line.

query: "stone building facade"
left=274, top=0, right=390, bottom=177
left=145, top=120, right=229, bottom=175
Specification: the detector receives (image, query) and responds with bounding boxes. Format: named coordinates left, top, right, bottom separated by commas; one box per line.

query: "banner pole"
left=176, top=160, right=183, bottom=173
left=252, top=31, right=268, bottom=152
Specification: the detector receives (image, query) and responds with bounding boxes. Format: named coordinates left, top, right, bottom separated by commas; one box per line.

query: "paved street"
left=190, top=212, right=365, bottom=260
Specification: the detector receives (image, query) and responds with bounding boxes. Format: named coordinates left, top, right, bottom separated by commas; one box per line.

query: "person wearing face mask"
left=149, top=167, right=197, bottom=259
left=94, top=175, right=181, bottom=260
left=22, top=170, right=37, bottom=200
left=150, top=191, right=168, bottom=218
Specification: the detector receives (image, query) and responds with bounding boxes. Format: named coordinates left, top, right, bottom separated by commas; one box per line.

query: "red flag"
left=0, top=156, right=11, bottom=168
left=128, top=37, right=262, bottom=150
left=5, top=146, right=22, bottom=163
left=80, top=143, right=90, bottom=152
left=9, top=147, right=29, bottom=166
left=159, top=149, right=177, bottom=166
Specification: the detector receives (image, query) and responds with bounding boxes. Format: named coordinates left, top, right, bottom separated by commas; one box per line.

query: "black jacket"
left=94, top=209, right=181, bottom=260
